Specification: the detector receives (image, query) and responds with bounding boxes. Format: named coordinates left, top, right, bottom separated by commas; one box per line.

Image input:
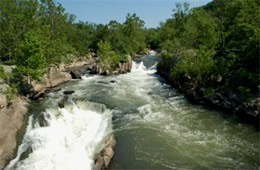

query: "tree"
left=15, top=30, right=46, bottom=82
left=123, top=13, right=146, bottom=55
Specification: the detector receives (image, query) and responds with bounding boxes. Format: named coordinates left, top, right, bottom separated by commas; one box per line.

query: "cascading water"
left=5, top=100, right=112, bottom=170
left=5, top=55, right=260, bottom=170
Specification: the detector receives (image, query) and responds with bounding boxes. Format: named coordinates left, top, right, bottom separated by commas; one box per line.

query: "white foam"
left=6, top=102, right=112, bottom=170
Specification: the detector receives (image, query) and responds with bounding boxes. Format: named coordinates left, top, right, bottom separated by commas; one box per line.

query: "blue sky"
left=57, top=0, right=212, bottom=28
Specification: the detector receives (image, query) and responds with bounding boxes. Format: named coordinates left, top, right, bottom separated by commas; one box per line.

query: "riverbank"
left=157, top=59, right=260, bottom=130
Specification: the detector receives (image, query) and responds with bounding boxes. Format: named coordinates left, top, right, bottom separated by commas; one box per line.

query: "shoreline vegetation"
left=155, top=0, right=259, bottom=129
left=0, top=0, right=259, bottom=169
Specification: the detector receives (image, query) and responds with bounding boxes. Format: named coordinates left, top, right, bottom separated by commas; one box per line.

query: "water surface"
left=6, top=55, right=260, bottom=170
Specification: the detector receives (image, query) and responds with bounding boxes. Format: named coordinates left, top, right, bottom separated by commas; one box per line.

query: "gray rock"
left=30, top=91, right=45, bottom=100
left=38, top=112, right=50, bottom=127
left=70, top=70, right=81, bottom=79
left=58, top=98, right=65, bottom=108
left=63, top=90, right=75, bottom=95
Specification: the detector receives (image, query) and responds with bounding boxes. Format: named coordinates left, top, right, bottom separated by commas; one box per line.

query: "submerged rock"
left=58, top=98, right=65, bottom=108
left=63, top=90, right=75, bottom=95
left=110, top=80, right=116, bottom=83
left=38, top=112, right=50, bottom=127
left=57, top=96, right=68, bottom=108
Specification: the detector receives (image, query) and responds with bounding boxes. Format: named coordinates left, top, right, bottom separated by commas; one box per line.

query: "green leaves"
left=97, top=41, right=127, bottom=71
left=16, top=30, right=46, bottom=81
left=170, top=47, right=216, bottom=86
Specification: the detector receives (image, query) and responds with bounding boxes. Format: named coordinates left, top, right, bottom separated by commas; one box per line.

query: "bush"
left=170, top=46, right=216, bottom=86
left=97, top=41, right=127, bottom=71
left=0, top=66, right=7, bottom=79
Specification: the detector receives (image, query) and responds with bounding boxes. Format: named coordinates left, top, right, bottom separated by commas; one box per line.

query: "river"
left=5, top=55, right=260, bottom=170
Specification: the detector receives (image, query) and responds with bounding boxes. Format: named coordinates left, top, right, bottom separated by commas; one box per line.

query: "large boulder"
left=94, top=135, right=116, bottom=170
left=0, top=97, right=27, bottom=169
left=19, top=64, right=72, bottom=99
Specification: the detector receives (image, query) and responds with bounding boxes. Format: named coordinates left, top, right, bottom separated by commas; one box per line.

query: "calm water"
left=6, top=55, right=260, bottom=170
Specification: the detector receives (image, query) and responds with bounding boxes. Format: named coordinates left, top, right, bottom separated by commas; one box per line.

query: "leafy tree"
left=123, top=13, right=146, bottom=55
left=15, top=30, right=46, bottom=82
left=96, top=41, right=127, bottom=71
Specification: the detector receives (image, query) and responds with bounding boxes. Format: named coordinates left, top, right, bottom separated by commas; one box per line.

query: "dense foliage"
left=0, top=0, right=146, bottom=85
left=156, top=0, right=260, bottom=101
left=0, top=0, right=258, bottom=103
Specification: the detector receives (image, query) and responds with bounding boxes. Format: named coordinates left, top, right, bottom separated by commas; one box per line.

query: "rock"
left=63, top=90, right=75, bottom=95
left=70, top=70, right=81, bottom=79
left=36, top=65, right=71, bottom=90
left=103, top=147, right=114, bottom=168
left=104, top=155, right=112, bottom=168
left=97, top=81, right=109, bottom=85
left=94, top=135, right=116, bottom=170
left=237, top=98, right=260, bottom=129
left=58, top=98, right=65, bottom=108
left=19, top=146, right=33, bottom=161
left=89, top=64, right=97, bottom=74
left=0, top=97, right=27, bottom=170
left=46, top=87, right=62, bottom=93
left=0, top=94, right=7, bottom=109
left=93, top=55, right=132, bottom=75
left=94, top=155, right=105, bottom=170
left=105, top=135, right=116, bottom=149
left=30, top=91, right=45, bottom=100
left=38, top=112, right=50, bottom=127
left=110, top=80, right=116, bottom=83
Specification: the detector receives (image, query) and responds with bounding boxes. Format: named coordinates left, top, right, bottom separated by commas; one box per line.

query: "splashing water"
left=6, top=55, right=260, bottom=170
left=6, top=101, right=112, bottom=170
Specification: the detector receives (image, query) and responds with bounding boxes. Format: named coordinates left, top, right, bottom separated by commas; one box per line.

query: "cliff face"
left=0, top=96, right=27, bottom=170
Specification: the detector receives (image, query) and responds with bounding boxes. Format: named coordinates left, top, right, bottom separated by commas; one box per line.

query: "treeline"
left=0, top=0, right=147, bottom=81
left=153, top=0, right=259, bottom=101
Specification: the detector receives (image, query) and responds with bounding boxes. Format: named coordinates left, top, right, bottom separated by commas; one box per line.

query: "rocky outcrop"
left=91, top=55, right=132, bottom=75
left=65, top=54, right=96, bottom=69
left=19, top=56, right=96, bottom=100
left=94, top=135, right=116, bottom=170
left=32, top=65, right=72, bottom=94
left=69, top=70, right=81, bottom=79
left=0, top=97, right=27, bottom=170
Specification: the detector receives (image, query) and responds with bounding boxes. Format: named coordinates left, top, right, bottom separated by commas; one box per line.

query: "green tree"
left=123, top=13, right=146, bottom=55
left=97, top=41, right=127, bottom=71
left=15, top=30, right=47, bottom=82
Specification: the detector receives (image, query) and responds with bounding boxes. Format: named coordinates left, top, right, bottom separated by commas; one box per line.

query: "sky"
left=57, top=0, right=213, bottom=28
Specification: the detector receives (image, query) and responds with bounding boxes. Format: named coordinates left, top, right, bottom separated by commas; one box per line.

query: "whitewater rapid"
left=5, top=101, right=112, bottom=170
left=5, top=57, right=260, bottom=170
left=5, top=61, right=149, bottom=170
